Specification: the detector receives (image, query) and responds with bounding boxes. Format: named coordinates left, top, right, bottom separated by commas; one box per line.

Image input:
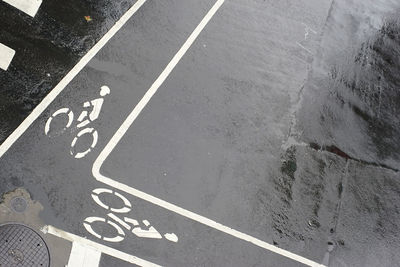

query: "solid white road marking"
left=42, top=225, right=161, bottom=267
left=0, top=43, right=15, bottom=71
left=3, top=0, right=42, bottom=17
left=92, top=0, right=325, bottom=266
left=67, top=242, right=101, bottom=267
left=0, top=0, right=147, bottom=159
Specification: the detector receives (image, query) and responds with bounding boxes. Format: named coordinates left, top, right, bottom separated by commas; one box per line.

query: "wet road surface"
left=1, top=0, right=400, bottom=266
left=298, top=0, right=400, bottom=170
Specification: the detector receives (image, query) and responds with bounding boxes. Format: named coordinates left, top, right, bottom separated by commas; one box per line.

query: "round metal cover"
left=10, top=197, right=27, bottom=213
left=0, top=224, right=50, bottom=267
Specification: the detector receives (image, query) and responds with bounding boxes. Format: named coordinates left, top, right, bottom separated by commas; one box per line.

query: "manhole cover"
left=10, top=197, right=27, bottom=213
left=0, top=224, right=50, bottom=267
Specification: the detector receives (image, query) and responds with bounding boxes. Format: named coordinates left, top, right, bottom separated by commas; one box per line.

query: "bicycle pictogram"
left=45, top=86, right=110, bottom=159
left=84, top=188, right=178, bottom=243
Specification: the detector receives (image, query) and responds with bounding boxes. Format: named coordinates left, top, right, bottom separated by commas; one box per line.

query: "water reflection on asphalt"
left=298, top=0, right=400, bottom=169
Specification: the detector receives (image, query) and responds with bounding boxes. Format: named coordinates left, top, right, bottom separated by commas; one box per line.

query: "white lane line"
left=3, top=0, right=42, bottom=17
left=0, top=0, right=147, bottom=159
left=92, top=0, right=325, bottom=266
left=0, top=43, right=15, bottom=71
left=67, top=242, right=101, bottom=267
left=42, top=225, right=161, bottom=267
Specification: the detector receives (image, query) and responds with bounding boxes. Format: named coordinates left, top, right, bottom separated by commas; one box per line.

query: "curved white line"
left=44, top=117, right=52, bottom=135
left=52, top=107, right=70, bottom=117
left=92, top=188, right=132, bottom=213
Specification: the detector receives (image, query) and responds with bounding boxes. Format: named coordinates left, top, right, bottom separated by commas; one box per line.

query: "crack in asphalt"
left=309, top=142, right=399, bottom=172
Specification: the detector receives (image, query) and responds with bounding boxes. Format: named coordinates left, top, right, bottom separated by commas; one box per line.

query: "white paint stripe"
left=0, top=0, right=147, bottom=159
left=92, top=1, right=325, bottom=266
left=3, top=0, right=42, bottom=17
left=43, top=225, right=161, bottom=267
left=0, top=43, right=15, bottom=71
left=67, top=242, right=101, bottom=267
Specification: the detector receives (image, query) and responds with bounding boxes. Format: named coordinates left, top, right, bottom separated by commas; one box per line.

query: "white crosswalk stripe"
left=3, top=0, right=42, bottom=17
left=0, top=43, right=15, bottom=71
left=67, top=242, right=102, bottom=267
left=0, top=0, right=42, bottom=71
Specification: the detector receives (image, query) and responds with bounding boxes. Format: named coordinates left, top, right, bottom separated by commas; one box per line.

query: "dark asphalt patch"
left=0, top=0, right=138, bottom=143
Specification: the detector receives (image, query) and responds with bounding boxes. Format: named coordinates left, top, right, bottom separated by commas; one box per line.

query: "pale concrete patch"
left=0, top=188, right=71, bottom=266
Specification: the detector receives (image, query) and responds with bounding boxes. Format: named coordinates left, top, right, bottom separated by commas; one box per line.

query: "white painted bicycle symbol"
left=84, top=188, right=178, bottom=243
left=45, top=86, right=110, bottom=159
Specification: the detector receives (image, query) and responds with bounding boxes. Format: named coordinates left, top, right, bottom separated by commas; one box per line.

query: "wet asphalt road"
left=1, top=0, right=400, bottom=266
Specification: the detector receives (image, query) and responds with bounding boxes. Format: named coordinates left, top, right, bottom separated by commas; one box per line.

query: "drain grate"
left=0, top=224, right=50, bottom=267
